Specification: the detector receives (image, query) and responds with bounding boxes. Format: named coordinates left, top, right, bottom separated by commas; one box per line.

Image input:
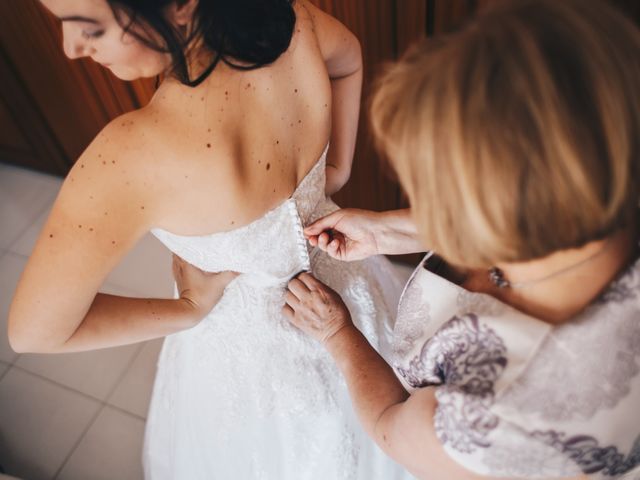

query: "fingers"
left=286, top=274, right=322, bottom=311
left=303, top=211, right=343, bottom=236
left=327, top=238, right=341, bottom=258
left=285, top=291, right=299, bottom=308
left=317, top=231, right=331, bottom=251
left=315, top=231, right=344, bottom=259
left=282, top=304, right=294, bottom=320
left=296, top=272, right=327, bottom=292
left=287, top=277, right=310, bottom=299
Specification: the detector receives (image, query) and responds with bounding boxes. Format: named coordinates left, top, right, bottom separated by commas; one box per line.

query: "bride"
left=9, top=0, right=414, bottom=478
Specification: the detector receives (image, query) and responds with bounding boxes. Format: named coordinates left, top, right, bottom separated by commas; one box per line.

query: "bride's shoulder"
left=74, top=108, right=161, bottom=180
left=59, top=107, right=176, bottom=221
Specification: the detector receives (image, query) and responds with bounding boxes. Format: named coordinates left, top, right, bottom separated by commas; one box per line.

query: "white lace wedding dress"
left=143, top=147, right=415, bottom=480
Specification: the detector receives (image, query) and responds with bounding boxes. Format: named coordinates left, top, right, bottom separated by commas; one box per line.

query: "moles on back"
left=104, top=2, right=333, bottom=237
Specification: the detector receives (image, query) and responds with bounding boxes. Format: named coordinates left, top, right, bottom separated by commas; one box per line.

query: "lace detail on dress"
left=392, top=277, right=429, bottom=359
left=144, top=146, right=415, bottom=480
left=150, top=147, right=329, bottom=279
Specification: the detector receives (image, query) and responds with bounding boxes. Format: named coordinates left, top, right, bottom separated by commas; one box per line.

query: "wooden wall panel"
left=608, top=0, right=640, bottom=23
left=0, top=41, right=69, bottom=174
left=0, top=99, right=26, bottom=150
left=397, top=0, right=428, bottom=53
left=2, top=0, right=636, bottom=180
left=309, top=0, right=427, bottom=214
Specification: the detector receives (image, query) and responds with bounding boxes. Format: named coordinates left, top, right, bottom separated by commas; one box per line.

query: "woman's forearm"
left=375, top=209, right=424, bottom=255
left=325, top=66, right=363, bottom=196
left=326, top=324, right=409, bottom=438
left=34, top=294, right=199, bottom=353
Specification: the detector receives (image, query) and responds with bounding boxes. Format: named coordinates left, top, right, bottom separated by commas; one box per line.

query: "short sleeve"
left=418, top=314, right=581, bottom=477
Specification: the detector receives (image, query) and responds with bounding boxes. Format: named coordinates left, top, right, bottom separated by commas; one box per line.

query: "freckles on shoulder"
left=62, top=115, right=160, bottom=208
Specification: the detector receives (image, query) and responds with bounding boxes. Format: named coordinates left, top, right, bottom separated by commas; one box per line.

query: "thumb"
left=304, top=211, right=344, bottom=236
left=212, top=271, right=240, bottom=282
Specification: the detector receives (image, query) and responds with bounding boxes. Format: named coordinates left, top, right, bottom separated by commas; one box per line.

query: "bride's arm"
left=301, top=1, right=363, bottom=196
left=8, top=117, right=233, bottom=354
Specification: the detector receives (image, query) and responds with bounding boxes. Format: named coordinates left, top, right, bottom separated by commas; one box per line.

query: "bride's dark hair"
left=106, top=0, right=296, bottom=86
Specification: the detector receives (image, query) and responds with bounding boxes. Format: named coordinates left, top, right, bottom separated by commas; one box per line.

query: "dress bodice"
left=392, top=253, right=640, bottom=479
left=143, top=145, right=415, bottom=480
left=151, top=146, right=332, bottom=283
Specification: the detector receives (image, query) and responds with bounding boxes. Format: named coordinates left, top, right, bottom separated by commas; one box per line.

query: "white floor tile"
left=107, top=339, right=163, bottom=418
left=56, top=406, right=145, bottom=480
left=0, top=367, right=101, bottom=480
left=0, top=164, right=61, bottom=250
left=15, top=341, right=141, bottom=402
left=0, top=253, right=28, bottom=364
left=104, top=234, right=174, bottom=299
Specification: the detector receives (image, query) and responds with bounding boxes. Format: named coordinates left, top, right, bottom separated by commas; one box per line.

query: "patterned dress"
left=392, top=252, right=640, bottom=479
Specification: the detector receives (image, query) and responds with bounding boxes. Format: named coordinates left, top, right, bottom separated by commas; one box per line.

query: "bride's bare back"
left=134, top=5, right=335, bottom=235
left=9, top=0, right=362, bottom=353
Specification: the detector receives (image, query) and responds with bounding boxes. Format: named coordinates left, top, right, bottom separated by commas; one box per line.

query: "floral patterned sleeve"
left=393, top=256, right=640, bottom=479
left=416, top=314, right=580, bottom=477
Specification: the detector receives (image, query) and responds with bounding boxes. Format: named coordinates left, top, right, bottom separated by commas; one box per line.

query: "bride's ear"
left=166, top=0, right=199, bottom=28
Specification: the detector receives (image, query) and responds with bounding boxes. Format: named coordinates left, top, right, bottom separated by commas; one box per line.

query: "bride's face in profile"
left=40, top=0, right=171, bottom=80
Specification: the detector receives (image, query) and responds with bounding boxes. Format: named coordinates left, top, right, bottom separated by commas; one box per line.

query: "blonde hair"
left=371, top=0, right=640, bottom=267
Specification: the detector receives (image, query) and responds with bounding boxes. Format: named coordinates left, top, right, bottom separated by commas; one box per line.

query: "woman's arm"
left=326, top=326, right=487, bottom=480
left=301, top=1, right=363, bottom=196
left=303, top=208, right=424, bottom=261
left=8, top=118, right=235, bottom=354
left=284, top=273, right=497, bottom=480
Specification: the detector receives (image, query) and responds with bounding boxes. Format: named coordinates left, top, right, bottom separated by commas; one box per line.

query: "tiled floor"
left=0, top=162, right=415, bottom=480
left=0, top=163, right=173, bottom=480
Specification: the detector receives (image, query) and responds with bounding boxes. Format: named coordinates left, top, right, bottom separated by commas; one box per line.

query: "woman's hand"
left=173, top=255, right=239, bottom=320
left=283, top=272, right=353, bottom=343
left=305, top=208, right=423, bottom=260
left=304, top=209, right=382, bottom=261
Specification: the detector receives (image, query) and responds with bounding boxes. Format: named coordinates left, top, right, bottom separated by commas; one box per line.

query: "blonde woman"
left=284, top=0, right=640, bottom=478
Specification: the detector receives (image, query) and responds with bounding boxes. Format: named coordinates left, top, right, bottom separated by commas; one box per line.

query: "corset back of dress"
left=151, top=149, right=330, bottom=285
